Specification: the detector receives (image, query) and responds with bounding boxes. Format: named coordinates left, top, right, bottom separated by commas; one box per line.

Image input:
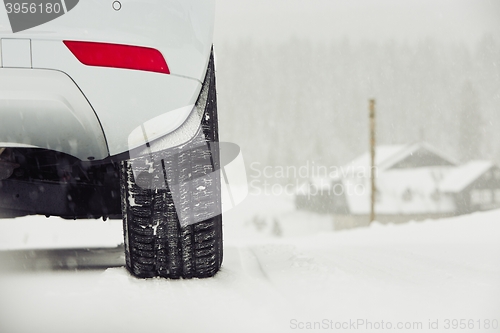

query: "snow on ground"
left=0, top=193, right=499, bottom=333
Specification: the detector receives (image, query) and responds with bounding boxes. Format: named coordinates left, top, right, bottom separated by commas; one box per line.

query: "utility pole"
left=369, top=99, right=376, bottom=224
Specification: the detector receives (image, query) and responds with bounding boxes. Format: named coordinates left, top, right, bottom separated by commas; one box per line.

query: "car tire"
left=120, top=50, right=222, bottom=279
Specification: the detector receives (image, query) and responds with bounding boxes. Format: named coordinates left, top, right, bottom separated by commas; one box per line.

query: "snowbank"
left=0, top=195, right=499, bottom=333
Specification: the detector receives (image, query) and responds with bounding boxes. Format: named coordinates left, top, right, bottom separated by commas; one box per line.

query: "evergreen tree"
left=458, top=81, right=482, bottom=161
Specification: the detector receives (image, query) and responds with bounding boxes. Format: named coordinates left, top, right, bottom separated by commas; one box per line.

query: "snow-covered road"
left=0, top=194, right=499, bottom=333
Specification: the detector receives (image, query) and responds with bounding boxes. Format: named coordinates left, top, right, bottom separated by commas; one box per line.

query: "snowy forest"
left=217, top=35, right=500, bottom=175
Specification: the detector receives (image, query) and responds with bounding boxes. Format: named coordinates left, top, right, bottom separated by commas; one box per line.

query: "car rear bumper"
left=0, top=68, right=108, bottom=161
left=0, top=63, right=204, bottom=160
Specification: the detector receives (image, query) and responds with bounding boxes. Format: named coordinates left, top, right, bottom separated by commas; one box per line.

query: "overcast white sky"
left=215, top=0, right=500, bottom=45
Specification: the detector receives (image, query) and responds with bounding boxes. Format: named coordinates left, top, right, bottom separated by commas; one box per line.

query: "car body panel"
left=0, top=0, right=215, bottom=81
left=0, top=68, right=108, bottom=160
left=0, top=0, right=214, bottom=158
left=32, top=39, right=202, bottom=155
left=1, top=38, right=31, bottom=67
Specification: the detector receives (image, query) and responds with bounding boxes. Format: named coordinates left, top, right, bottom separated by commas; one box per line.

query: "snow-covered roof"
left=344, top=142, right=457, bottom=176
left=440, top=160, right=494, bottom=193
left=380, top=142, right=457, bottom=170
left=344, top=144, right=406, bottom=175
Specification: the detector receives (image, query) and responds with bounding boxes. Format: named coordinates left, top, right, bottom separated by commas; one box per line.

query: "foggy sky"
left=215, top=0, right=500, bottom=45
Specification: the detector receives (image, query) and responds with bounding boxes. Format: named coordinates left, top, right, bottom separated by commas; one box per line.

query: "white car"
left=0, top=0, right=222, bottom=279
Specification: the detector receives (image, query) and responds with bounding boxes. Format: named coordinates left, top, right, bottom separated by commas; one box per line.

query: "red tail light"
left=63, top=41, right=170, bottom=74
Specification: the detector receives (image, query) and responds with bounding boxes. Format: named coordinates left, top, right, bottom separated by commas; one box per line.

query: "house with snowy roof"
left=439, top=161, right=500, bottom=214
left=295, top=142, right=500, bottom=224
left=338, top=142, right=458, bottom=217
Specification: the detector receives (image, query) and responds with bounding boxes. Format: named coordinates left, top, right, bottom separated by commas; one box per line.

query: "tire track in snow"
left=237, top=247, right=272, bottom=281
